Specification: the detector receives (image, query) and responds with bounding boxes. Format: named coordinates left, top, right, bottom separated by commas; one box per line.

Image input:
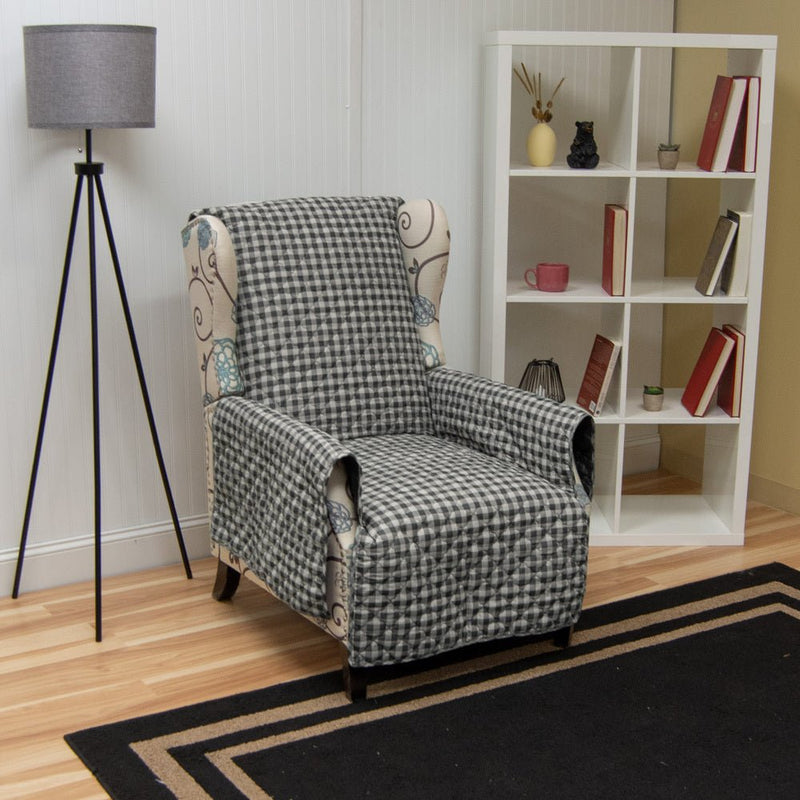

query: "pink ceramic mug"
left=525, top=263, right=569, bottom=292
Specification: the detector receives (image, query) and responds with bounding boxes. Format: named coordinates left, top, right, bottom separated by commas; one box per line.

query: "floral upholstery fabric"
left=397, top=199, right=450, bottom=368
left=183, top=217, right=243, bottom=406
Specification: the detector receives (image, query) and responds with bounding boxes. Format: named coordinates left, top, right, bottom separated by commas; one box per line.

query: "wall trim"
left=624, top=432, right=662, bottom=475
left=1, top=515, right=210, bottom=594
left=748, top=473, right=800, bottom=517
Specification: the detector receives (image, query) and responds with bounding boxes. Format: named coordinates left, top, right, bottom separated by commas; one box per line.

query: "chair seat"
left=344, top=433, right=589, bottom=666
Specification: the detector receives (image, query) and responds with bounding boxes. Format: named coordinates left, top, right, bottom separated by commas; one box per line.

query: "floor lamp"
left=13, top=24, right=192, bottom=641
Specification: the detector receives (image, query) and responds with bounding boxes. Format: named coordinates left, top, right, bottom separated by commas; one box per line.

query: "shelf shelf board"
left=509, top=160, right=630, bottom=177
left=486, top=31, right=776, bottom=51
left=618, top=494, right=738, bottom=542
left=562, top=395, right=622, bottom=424
left=509, top=162, right=759, bottom=180
left=629, top=277, right=748, bottom=303
left=635, top=162, right=757, bottom=179
left=506, top=278, right=621, bottom=303
left=507, top=278, right=748, bottom=304
left=623, top=388, right=739, bottom=424
left=589, top=494, right=742, bottom=545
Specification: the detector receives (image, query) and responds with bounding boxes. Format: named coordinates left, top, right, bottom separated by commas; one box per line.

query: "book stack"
left=695, top=209, right=752, bottom=297
left=602, top=204, right=627, bottom=296
left=697, top=74, right=760, bottom=173
left=681, top=324, right=745, bottom=417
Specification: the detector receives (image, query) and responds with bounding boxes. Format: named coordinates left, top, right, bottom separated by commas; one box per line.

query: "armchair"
left=182, top=196, right=593, bottom=699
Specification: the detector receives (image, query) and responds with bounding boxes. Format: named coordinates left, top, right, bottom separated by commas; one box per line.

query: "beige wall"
left=665, top=1, right=800, bottom=511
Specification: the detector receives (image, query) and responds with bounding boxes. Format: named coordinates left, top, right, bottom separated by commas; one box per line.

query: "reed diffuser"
left=514, top=64, right=565, bottom=166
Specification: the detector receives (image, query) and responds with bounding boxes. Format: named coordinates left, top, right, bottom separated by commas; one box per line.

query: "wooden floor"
left=3, top=472, right=800, bottom=798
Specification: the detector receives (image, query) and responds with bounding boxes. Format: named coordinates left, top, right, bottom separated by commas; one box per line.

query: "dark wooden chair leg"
left=212, top=560, right=241, bottom=601
left=342, top=655, right=369, bottom=702
left=553, top=624, right=574, bottom=649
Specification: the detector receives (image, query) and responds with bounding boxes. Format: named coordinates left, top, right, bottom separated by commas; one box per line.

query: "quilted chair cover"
left=182, top=196, right=593, bottom=669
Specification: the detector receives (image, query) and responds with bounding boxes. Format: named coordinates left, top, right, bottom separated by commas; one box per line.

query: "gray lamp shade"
left=24, top=24, right=156, bottom=129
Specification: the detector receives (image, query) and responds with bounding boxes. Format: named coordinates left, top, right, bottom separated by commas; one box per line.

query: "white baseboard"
left=1, top=515, right=210, bottom=594
left=623, top=432, right=661, bottom=475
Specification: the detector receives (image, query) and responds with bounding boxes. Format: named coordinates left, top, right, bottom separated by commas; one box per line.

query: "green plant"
left=643, top=384, right=664, bottom=395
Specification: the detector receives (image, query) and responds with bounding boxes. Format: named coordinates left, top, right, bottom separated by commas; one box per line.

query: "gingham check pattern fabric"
left=190, top=196, right=433, bottom=439
left=427, top=367, right=594, bottom=497
left=211, top=395, right=355, bottom=616
left=344, top=432, right=590, bottom=667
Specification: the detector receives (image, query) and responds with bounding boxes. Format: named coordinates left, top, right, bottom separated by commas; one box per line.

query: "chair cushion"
left=191, top=196, right=434, bottom=438
left=344, top=433, right=589, bottom=667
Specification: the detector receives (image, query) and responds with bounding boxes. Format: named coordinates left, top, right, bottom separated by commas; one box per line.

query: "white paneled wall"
left=360, top=0, right=675, bottom=371
left=0, top=0, right=673, bottom=591
left=0, top=0, right=356, bottom=592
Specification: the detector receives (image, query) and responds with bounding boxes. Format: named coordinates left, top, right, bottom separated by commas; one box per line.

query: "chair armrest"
left=211, top=395, right=359, bottom=618
left=425, top=368, right=594, bottom=498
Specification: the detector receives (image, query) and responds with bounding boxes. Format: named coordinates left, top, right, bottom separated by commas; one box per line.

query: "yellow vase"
left=527, top=121, right=557, bottom=167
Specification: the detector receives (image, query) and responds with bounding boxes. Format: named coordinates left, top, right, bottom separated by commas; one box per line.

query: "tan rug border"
left=209, top=603, right=800, bottom=798
left=129, top=581, right=800, bottom=799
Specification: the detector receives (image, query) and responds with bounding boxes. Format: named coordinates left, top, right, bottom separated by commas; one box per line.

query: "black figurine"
left=567, top=120, right=599, bottom=169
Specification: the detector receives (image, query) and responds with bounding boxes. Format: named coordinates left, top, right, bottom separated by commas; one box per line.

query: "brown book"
left=717, top=324, right=745, bottom=417
left=695, top=216, right=738, bottom=296
left=602, top=204, right=627, bottom=296
left=728, top=77, right=760, bottom=172
left=576, top=334, right=621, bottom=416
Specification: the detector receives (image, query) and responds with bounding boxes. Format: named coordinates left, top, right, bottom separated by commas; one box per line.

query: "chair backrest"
left=187, top=196, right=435, bottom=439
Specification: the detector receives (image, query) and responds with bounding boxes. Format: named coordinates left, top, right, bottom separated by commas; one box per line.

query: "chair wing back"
left=397, top=199, right=449, bottom=368
left=185, top=196, right=434, bottom=439
left=183, top=216, right=244, bottom=406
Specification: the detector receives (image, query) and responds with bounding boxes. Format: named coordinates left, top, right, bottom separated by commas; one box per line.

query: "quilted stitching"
left=190, top=197, right=433, bottom=439
left=426, top=367, right=594, bottom=495
left=186, top=198, right=594, bottom=670
left=211, top=395, right=354, bottom=617
left=345, top=433, right=589, bottom=667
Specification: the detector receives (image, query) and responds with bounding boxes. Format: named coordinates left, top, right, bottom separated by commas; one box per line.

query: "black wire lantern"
left=519, top=357, right=565, bottom=402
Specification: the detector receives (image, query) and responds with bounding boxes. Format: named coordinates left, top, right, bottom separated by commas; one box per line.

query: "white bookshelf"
left=481, top=31, right=776, bottom=545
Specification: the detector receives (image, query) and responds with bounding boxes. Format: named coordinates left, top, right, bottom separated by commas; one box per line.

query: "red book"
left=577, top=334, right=621, bottom=416
left=728, top=76, right=760, bottom=172
left=602, top=204, right=627, bottom=296
left=681, top=327, right=736, bottom=416
left=697, top=75, right=733, bottom=171
left=717, top=324, right=745, bottom=417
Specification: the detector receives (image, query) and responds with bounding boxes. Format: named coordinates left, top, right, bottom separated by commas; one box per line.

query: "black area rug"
left=66, top=563, right=800, bottom=799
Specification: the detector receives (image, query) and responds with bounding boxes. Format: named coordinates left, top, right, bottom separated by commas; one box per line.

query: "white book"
left=711, top=77, right=747, bottom=172
left=742, top=76, right=760, bottom=172
left=720, top=209, right=752, bottom=297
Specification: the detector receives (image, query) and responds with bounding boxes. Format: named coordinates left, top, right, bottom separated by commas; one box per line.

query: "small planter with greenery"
left=643, top=384, right=664, bottom=411
left=657, top=143, right=680, bottom=170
